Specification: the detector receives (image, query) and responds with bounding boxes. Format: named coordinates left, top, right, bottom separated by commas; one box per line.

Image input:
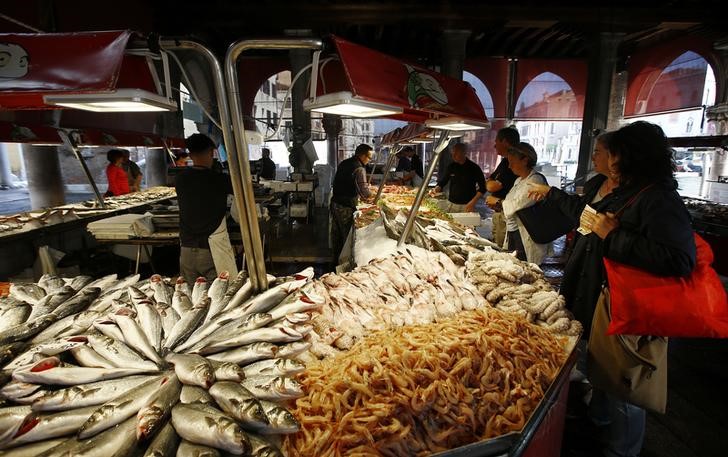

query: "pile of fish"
left=466, top=248, right=582, bottom=336
left=380, top=205, right=501, bottom=265
left=0, top=268, right=322, bottom=456
left=303, top=247, right=486, bottom=359
left=0, top=210, right=80, bottom=235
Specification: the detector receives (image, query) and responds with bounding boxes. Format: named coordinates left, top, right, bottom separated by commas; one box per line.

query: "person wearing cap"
left=258, top=147, right=277, bottom=180
left=175, top=133, right=238, bottom=284
left=430, top=142, right=486, bottom=213
left=486, top=141, right=549, bottom=264
left=486, top=127, right=520, bottom=247
left=330, top=143, right=375, bottom=261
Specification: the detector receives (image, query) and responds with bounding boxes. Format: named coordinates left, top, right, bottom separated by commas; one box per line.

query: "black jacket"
left=551, top=177, right=695, bottom=333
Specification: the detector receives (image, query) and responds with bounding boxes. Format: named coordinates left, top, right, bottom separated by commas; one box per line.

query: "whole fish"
left=4, top=405, right=98, bottom=446
left=142, top=421, right=179, bottom=456
left=179, top=385, right=214, bottom=404
left=127, top=286, right=150, bottom=307
left=258, top=400, right=300, bottom=434
left=69, top=345, right=117, bottom=369
left=83, top=273, right=118, bottom=292
left=236, top=278, right=309, bottom=319
left=165, top=353, right=215, bottom=389
left=221, top=274, right=276, bottom=314
left=32, top=375, right=154, bottom=412
left=27, top=286, right=75, bottom=321
left=13, top=356, right=157, bottom=385
left=163, top=298, right=209, bottom=352
left=136, top=374, right=181, bottom=440
left=91, top=319, right=126, bottom=343
left=241, top=358, right=305, bottom=378
left=156, top=302, right=180, bottom=338
left=9, top=283, right=45, bottom=305
left=135, top=299, right=163, bottom=352
left=191, top=277, right=209, bottom=306
left=267, top=293, right=323, bottom=322
left=86, top=334, right=157, bottom=371
left=0, top=304, right=31, bottom=334
left=240, top=376, right=304, bottom=401
left=176, top=440, right=221, bottom=457
left=0, top=315, right=57, bottom=345
left=1, top=381, right=42, bottom=401
left=111, top=308, right=163, bottom=365
left=67, top=275, right=93, bottom=292
left=203, top=272, right=230, bottom=323
left=31, top=310, right=101, bottom=344
left=205, top=342, right=278, bottom=365
left=174, top=276, right=192, bottom=298
left=4, top=336, right=87, bottom=371
left=179, top=313, right=273, bottom=354
left=0, top=438, right=65, bottom=457
left=52, top=288, right=100, bottom=320
left=37, top=274, right=62, bottom=294
left=247, top=432, right=284, bottom=456
left=0, top=342, right=30, bottom=369
left=171, top=403, right=250, bottom=455
left=38, top=414, right=138, bottom=457
left=78, top=374, right=169, bottom=439
left=208, top=360, right=245, bottom=382
left=208, top=382, right=269, bottom=430
left=199, top=325, right=302, bottom=355
left=151, top=274, right=172, bottom=306
left=0, top=405, right=32, bottom=444
left=171, top=291, right=193, bottom=318
left=218, top=271, right=246, bottom=311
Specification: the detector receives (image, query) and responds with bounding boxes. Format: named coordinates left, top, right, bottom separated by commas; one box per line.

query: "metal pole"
left=373, top=146, right=401, bottom=204
left=58, top=130, right=105, bottom=208
left=225, top=38, right=322, bottom=292
left=397, top=131, right=450, bottom=247
left=159, top=38, right=255, bottom=289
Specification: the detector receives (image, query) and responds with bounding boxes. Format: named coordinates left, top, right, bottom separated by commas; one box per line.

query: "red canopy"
left=314, top=36, right=489, bottom=125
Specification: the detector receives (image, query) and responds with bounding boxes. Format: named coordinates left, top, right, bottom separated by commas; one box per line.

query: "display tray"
left=431, top=337, right=579, bottom=457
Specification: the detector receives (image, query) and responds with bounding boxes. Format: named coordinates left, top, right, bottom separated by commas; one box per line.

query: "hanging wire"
left=163, top=50, right=223, bottom=130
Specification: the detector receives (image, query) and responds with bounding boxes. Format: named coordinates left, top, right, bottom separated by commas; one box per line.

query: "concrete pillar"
left=322, top=114, right=343, bottom=172
left=0, top=144, right=14, bottom=189
left=575, top=32, right=624, bottom=185
left=146, top=149, right=168, bottom=187
left=22, top=145, right=65, bottom=209
left=289, top=42, right=313, bottom=174
left=439, top=29, right=471, bottom=177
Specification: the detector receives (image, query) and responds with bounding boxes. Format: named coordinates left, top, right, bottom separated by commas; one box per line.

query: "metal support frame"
left=225, top=38, right=323, bottom=292
left=373, top=146, right=402, bottom=204
left=159, top=38, right=253, bottom=287
left=397, top=131, right=451, bottom=246
left=57, top=130, right=105, bottom=208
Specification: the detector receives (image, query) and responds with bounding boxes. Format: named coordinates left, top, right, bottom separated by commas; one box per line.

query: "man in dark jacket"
left=259, top=147, right=277, bottom=180
left=330, top=144, right=374, bottom=261
left=431, top=143, right=486, bottom=213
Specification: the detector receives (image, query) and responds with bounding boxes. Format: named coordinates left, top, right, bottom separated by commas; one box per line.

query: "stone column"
left=22, top=145, right=65, bottom=209
left=0, top=144, right=14, bottom=189
left=322, top=114, right=343, bottom=172
left=575, top=32, right=624, bottom=185
left=145, top=149, right=168, bottom=187
left=288, top=32, right=314, bottom=174
left=439, top=29, right=471, bottom=177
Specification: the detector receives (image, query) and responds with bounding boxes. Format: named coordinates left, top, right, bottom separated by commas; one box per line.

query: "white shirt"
left=502, top=170, right=547, bottom=232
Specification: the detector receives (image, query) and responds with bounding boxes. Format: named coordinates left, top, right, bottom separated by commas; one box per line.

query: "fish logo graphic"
left=0, top=43, right=29, bottom=80
left=10, top=124, right=37, bottom=141
left=405, top=64, right=448, bottom=108
left=102, top=133, right=119, bottom=145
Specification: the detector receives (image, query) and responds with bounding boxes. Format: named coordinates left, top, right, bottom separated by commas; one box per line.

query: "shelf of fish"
left=0, top=268, right=322, bottom=456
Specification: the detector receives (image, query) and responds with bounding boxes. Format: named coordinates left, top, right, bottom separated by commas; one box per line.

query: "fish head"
left=136, top=405, right=165, bottom=440
left=193, top=364, right=215, bottom=389
left=218, top=271, right=229, bottom=280
left=269, top=406, right=300, bottom=432
left=150, top=274, right=163, bottom=284
left=194, top=277, right=207, bottom=286
left=294, top=266, right=315, bottom=280
left=245, top=313, right=272, bottom=327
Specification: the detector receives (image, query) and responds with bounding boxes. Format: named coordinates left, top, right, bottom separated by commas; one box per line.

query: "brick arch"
left=624, top=36, right=719, bottom=116
left=514, top=71, right=583, bottom=119
left=238, top=57, right=290, bottom=131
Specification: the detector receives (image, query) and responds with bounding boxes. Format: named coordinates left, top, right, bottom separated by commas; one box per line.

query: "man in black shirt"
left=330, top=144, right=374, bottom=261
left=431, top=143, right=486, bottom=213
left=176, top=133, right=235, bottom=284
left=486, top=127, right=519, bottom=247
left=259, top=147, right=277, bottom=180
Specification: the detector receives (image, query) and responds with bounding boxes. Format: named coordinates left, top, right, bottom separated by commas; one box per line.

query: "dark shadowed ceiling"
left=2, top=0, right=727, bottom=66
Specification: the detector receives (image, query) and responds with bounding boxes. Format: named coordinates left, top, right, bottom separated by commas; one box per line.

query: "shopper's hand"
left=485, top=195, right=500, bottom=208
left=527, top=183, right=551, bottom=201
left=592, top=212, right=619, bottom=239
left=465, top=202, right=476, bottom=213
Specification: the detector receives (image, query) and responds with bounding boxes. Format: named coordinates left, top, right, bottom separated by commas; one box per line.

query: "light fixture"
left=410, top=137, right=433, bottom=144
left=425, top=117, right=490, bottom=131
left=44, top=89, right=178, bottom=113
left=303, top=91, right=402, bottom=118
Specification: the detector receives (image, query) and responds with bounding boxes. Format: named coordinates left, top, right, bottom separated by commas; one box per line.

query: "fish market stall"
left=683, top=197, right=728, bottom=275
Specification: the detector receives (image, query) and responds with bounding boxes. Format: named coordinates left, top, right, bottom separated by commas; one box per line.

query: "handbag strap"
left=614, top=183, right=656, bottom=219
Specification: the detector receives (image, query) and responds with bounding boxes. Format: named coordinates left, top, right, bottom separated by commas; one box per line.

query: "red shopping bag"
left=604, top=233, right=728, bottom=338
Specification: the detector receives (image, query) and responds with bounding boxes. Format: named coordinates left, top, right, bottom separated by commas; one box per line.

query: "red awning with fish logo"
left=312, top=35, right=488, bottom=125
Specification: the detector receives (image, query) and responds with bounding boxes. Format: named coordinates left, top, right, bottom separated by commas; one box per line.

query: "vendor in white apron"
left=176, top=133, right=238, bottom=285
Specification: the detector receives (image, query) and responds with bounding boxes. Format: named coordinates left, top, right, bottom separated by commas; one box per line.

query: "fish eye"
left=19, top=56, right=27, bottom=67
left=0, top=52, right=10, bottom=66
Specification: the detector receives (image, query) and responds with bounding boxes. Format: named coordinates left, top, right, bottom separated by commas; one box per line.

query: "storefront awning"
left=306, top=36, right=489, bottom=129
left=0, top=30, right=175, bottom=111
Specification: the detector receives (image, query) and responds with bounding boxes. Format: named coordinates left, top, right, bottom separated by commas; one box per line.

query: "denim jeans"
left=589, top=388, right=646, bottom=457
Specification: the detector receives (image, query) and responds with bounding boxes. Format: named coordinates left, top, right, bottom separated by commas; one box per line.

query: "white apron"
left=207, top=217, right=238, bottom=277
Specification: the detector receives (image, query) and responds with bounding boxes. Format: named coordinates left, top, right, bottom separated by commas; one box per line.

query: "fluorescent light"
left=303, top=91, right=402, bottom=118
left=425, top=117, right=490, bottom=131
left=410, top=138, right=433, bottom=143
left=44, top=89, right=178, bottom=112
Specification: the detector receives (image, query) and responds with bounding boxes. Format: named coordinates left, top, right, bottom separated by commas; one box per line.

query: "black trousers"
left=506, top=229, right=527, bottom=262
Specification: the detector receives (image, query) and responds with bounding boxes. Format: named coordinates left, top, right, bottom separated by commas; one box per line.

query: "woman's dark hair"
left=605, top=121, right=676, bottom=188
left=106, top=149, right=125, bottom=164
